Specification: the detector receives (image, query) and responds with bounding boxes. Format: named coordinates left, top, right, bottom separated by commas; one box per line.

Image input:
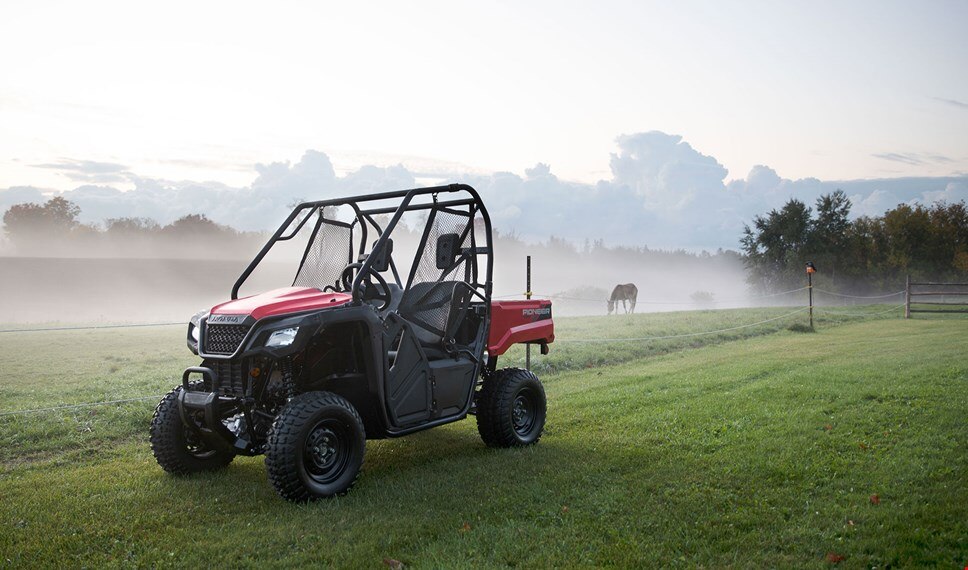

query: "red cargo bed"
left=487, top=299, right=555, bottom=356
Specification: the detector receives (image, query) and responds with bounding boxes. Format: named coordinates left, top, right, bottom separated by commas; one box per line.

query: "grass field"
left=1, top=308, right=965, bottom=567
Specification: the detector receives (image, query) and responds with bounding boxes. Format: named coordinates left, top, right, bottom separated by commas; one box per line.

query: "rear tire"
left=150, top=382, right=236, bottom=475
left=264, top=391, right=366, bottom=502
left=476, top=368, right=547, bottom=447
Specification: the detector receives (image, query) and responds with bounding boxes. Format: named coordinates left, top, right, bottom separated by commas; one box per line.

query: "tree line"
left=8, top=193, right=966, bottom=296
left=741, top=190, right=968, bottom=294
left=2, top=196, right=744, bottom=265
left=1, top=197, right=264, bottom=258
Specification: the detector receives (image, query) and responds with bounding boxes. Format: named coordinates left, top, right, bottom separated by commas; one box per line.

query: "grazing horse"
left=607, top=283, right=638, bottom=315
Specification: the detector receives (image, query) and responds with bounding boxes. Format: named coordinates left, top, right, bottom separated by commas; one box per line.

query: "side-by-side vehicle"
left=149, top=184, right=554, bottom=501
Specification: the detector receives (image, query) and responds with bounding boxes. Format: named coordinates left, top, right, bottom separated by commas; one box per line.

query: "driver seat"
left=396, top=281, right=472, bottom=360
left=363, top=281, right=403, bottom=314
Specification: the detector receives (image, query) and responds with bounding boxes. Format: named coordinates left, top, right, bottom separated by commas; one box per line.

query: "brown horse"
left=607, top=283, right=638, bottom=315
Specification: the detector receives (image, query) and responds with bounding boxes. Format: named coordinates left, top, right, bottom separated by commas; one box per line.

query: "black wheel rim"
left=511, top=388, right=538, bottom=436
left=303, top=419, right=350, bottom=485
left=184, top=412, right=218, bottom=459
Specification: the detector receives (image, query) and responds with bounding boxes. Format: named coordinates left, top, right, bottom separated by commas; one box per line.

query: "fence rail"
left=905, top=275, right=968, bottom=317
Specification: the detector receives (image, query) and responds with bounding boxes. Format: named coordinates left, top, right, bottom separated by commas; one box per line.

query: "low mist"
left=1, top=238, right=752, bottom=324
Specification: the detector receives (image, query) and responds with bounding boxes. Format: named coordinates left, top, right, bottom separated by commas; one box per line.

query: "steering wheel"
left=340, top=263, right=392, bottom=311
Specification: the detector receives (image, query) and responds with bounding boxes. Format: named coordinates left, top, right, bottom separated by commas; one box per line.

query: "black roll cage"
left=231, top=184, right=494, bottom=307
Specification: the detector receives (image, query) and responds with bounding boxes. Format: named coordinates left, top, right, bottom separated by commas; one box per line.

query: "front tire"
left=264, top=391, right=366, bottom=502
left=477, top=368, right=547, bottom=447
left=150, top=382, right=236, bottom=475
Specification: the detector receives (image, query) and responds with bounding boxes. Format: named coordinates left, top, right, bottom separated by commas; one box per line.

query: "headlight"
left=186, top=310, right=207, bottom=355
left=188, top=310, right=207, bottom=345
left=266, top=327, right=299, bottom=348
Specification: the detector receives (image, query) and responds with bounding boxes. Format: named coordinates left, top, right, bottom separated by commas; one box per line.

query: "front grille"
left=205, top=324, right=250, bottom=355
left=210, top=359, right=247, bottom=397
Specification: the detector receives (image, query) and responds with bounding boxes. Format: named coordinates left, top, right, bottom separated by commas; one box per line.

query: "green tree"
left=741, top=199, right=812, bottom=292
left=161, top=214, right=236, bottom=238
left=743, top=195, right=968, bottom=293
left=105, top=217, right=160, bottom=236
left=807, top=190, right=852, bottom=284
left=2, top=196, right=81, bottom=251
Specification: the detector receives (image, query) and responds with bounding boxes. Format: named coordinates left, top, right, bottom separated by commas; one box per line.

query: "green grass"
left=1, top=310, right=965, bottom=567
left=503, top=303, right=906, bottom=373
left=0, top=305, right=898, bottom=465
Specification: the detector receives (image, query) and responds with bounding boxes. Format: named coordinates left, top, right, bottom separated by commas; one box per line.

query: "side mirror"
left=370, top=239, right=393, bottom=272
left=436, top=233, right=460, bottom=270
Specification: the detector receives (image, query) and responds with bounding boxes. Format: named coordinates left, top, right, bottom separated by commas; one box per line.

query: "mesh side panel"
left=293, top=217, right=353, bottom=290
left=410, top=210, right=474, bottom=287
left=205, top=324, right=250, bottom=355
left=398, top=281, right=457, bottom=342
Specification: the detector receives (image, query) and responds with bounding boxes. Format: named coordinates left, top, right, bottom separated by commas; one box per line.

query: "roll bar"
left=230, top=184, right=494, bottom=303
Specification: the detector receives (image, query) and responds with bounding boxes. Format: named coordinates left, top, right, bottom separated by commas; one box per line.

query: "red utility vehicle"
left=150, top=184, right=554, bottom=501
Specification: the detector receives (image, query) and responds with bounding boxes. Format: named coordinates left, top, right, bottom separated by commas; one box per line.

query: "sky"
left=1, top=0, right=967, bottom=249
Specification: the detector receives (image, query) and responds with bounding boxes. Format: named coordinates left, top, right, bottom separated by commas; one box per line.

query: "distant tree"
left=161, top=214, right=236, bottom=238
left=2, top=197, right=81, bottom=251
left=808, top=190, right=852, bottom=284
left=105, top=217, right=161, bottom=236
left=741, top=198, right=812, bottom=292
left=954, top=251, right=968, bottom=273
left=928, top=200, right=968, bottom=274
left=743, top=195, right=968, bottom=293
left=690, top=290, right=715, bottom=307
left=840, top=215, right=887, bottom=285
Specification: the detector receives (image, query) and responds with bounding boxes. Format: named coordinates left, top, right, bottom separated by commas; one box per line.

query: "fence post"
left=526, top=255, right=532, bottom=371
left=904, top=274, right=911, bottom=319
left=805, top=262, right=816, bottom=328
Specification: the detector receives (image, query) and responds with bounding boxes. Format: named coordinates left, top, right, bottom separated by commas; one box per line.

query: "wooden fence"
left=905, top=275, right=968, bottom=317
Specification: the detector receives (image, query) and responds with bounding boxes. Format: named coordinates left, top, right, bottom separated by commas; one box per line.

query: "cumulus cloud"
left=3, top=134, right=968, bottom=250
left=252, top=149, right=337, bottom=200
left=524, top=163, right=554, bottom=179
left=921, top=181, right=968, bottom=204
left=0, top=185, right=45, bottom=208
left=849, top=189, right=901, bottom=217
left=609, top=131, right=728, bottom=212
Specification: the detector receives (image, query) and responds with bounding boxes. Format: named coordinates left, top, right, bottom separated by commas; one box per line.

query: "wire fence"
left=0, top=292, right=907, bottom=418
left=496, top=287, right=906, bottom=306
left=556, top=307, right=810, bottom=343
left=0, top=322, right=183, bottom=334
left=495, top=286, right=811, bottom=304
left=813, top=303, right=907, bottom=317
left=0, top=395, right=164, bottom=418
left=813, top=289, right=905, bottom=300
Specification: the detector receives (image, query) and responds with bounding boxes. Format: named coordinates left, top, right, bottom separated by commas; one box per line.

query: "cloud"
left=934, top=97, right=968, bottom=110
left=922, top=181, right=968, bottom=204
left=3, top=134, right=968, bottom=250
left=608, top=131, right=728, bottom=212
left=0, top=186, right=47, bottom=212
left=524, top=163, right=554, bottom=179
left=872, top=152, right=953, bottom=166
left=741, top=165, right=782, bottom=194
left=30, top=158, right=131, bottom=183
left=152, top=157, right=254, bottom=172
left=849, top=189, right=900, bottom=217
left=339, top=164, right=415, bottom=196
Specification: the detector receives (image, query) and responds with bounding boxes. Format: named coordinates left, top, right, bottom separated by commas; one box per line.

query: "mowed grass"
left=0, top=312, right=965, bottom=567
left=503, top=304, right=905, bottom=373
left=0, top=305, right=899, bottom=464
